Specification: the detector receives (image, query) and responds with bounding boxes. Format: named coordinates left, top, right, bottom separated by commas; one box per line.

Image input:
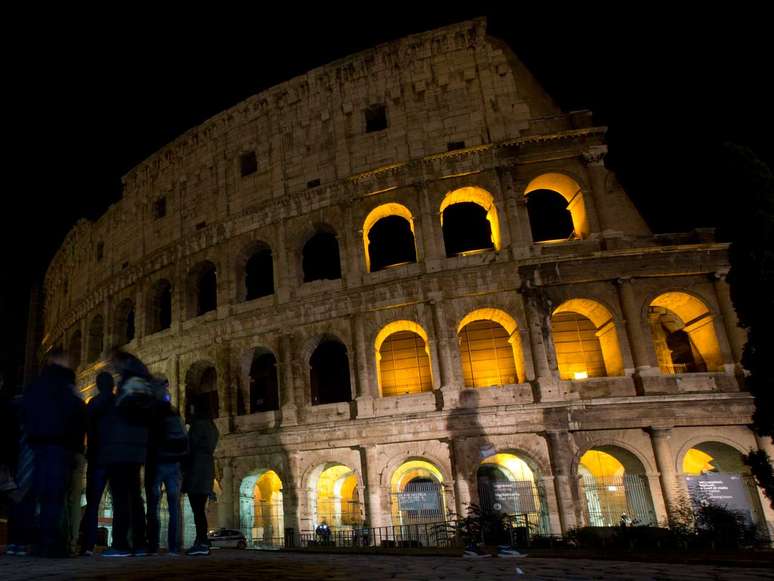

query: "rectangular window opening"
left=153, top=196, right=167, bottom=219
left=240, top=151, right=258, bottom=177
left=365, top=104, right=388, bottom=133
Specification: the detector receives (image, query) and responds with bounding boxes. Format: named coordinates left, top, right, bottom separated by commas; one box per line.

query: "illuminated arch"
left=308, top=463, right=363, bottom=530
left=551, top=299, right=624, bottom=379
left=362, top=203, right=417, bottom=272
left=389, top=459, right=447, bottom=526
left=239, top=469, right=284, bottom=545
left=457, top=308, right=525, bottom=386
left=374, top=320, right=433, bottom=397
left=524, top=173, right=589, bottom=240
left=439, top=186, right=501, bottom=254
left=648, top=291, right=722, bottom=373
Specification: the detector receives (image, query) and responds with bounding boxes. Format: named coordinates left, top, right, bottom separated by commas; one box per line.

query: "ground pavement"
left=0, top=549, right=772, bottom=580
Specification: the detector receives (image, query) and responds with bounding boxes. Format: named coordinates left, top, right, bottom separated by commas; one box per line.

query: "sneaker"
left=80, top=550, right=94, bottom=557
left=497, top=545, right=527, bottom=558
left=133, top=548, right=150, bottom=557
left=102, top=548, right=132, bottom=558
left=463, top=544, right=491, bottom=559
left=5, top=544, right=18, bottom=555
left=167, top=551, right=182, bottom=557
left=185, top=544, right=211, bottom=556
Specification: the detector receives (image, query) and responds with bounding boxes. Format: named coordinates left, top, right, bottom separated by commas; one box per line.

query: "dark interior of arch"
left=526, top=189, right=574, bottom=242
left=69, top=331, right=82, bottom=369
left=245, top=248, right=274, bottom=300
left=149, top=282, right=172, bottom=333
left=186, top=365, right=219, bottom=420
left=116, top=302, right=135, bottom=345
left=368, top=216, right=416, bottom=272
left=197, top=265, right=217, bottom=315
left=310, top=340, right=352, bottom=405
left=87, top=317, right=104, bottom=362
left=442, top=202, right=494, bottom=257
left=249, top=352, right=279, bottom=413
left=665, top=328, right=707, bottom=373
left=303, top=231, right=341, bottom=282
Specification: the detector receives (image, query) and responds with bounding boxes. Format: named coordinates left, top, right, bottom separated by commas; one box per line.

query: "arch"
left=439, top=186, right=501, bottom=256
left=374, top=320, right=433, bottom=397
left=308, top=462, right=363, bottom=530
left=68, top=329, right=82, bottom=369
left=362, top=203, right=417, bottom=272
left=87, top=315, right=104, bottom=363
left=302, top=226, right=341, bottom=282
left=146, top=279, right=172, bottom=334
left=389, top=458, right=447, bottom=526
left=648, top=291, right=722, bottom=373
left=309, top=338, right=352, bottom=405
left=551, top=298, right=624, bottom=379
left=239, top=469, right=284, bottom=545
left=184, top=360, right=219, bottom=420
left=524, top=172, right=589, bottom=240
left=187, top=260, right=217, bottom=318
left=457, top=308, right=525, bottom=386
left=248, top=349, right=279, bottom=414
left=114, top=298, right=135, bottom=346
left=578, top=446, right=657, bottom=527
left=244, top=243, right=274, bottom=301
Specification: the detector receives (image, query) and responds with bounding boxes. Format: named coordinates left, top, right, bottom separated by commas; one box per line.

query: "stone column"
left=418, top=183, right=444, bottom=268
left=430, top=298, right=457, bottom=389
left=615, top=278, right=657, bottom=374
left=713, top=272, right=747, bottom=364
left=582, top=145, right=613, bottom=234
left=545, top=430, right=579, bottom=532
left=521, top=288, right=556, bottom=401
left=361, top=446, right=385, bottom=529
left=215, top=344, right=233, bottom=427
left=275, top=221, right=292, bottom=303
left=217, top=458, right=235, bottom=528
left=649, top=427, right=681, bottom=521
left=353, top=313, right=376, bottom=417
left=280, top=333, right=298, bottom=426
left=450, top=439, right=473, bottom=517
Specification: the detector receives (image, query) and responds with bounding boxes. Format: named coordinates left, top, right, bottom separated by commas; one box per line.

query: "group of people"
left=0, top=348, right=220, bottom=558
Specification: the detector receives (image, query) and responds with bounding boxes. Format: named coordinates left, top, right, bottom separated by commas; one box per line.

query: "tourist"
left=21, top=349, right=87, bottom=558
left=80, top=371, right=115, bottom=556
left=145, top=380, right=188, bottom=556
left=183, top=394, right=219, bottom=556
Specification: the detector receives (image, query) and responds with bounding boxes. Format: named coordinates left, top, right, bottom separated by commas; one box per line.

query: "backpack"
left=157, top=410, right=189, bottom=460
left=115, top=376, right=155, bottom=422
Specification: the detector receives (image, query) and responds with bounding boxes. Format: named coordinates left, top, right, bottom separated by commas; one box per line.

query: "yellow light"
left=574, top=371, right=588, bottom=380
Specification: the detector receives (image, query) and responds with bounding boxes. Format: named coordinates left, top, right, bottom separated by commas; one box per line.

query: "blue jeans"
left=145, top=462, right=182, bottom=552
left=81, top=464, right=108, bottom=552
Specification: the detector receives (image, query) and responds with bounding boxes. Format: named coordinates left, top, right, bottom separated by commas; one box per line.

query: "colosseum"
left=41, top=18, right=773, bottom=546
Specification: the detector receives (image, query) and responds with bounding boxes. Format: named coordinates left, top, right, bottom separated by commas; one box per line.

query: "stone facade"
left=42, top=18, right=773, bottom=541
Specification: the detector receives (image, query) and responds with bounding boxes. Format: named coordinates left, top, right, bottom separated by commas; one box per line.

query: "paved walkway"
left=0, top=549, right=772, bottom=580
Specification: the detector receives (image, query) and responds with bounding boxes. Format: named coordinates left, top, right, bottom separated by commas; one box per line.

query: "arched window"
left=309, top=339, right=352, bottom=405
left=239, top=469, right=284, bottom=545
left=458, top=320, right=519, bottom=387
left=185, top=362, right=219, bottom=420
left=248, top=351, right=279, bottom=413
left=440, top=187, right=501, bottom=256
left=115, top=298, right=135, bottom=346
left=648, top=292, right=722, bottom=374
left=375, top=321, right=433, bottom=397
left=188, top=261, right=217, bottom=318
left=302, top=229, right=341, bottom=282
left=147, top=279, right=172, bottom=334
left=68, top=330, right=82, bottom=369
left=245, top=245, right=274, bottom=300
left=551, top=299, right=624, bottom=380
left=363, top=203, right=417, bottom=272
left=524, top=173, right=589, bottom=242
left=309, top=463, right=363, bottom=530
left=87, top=315, right=104, bottom=363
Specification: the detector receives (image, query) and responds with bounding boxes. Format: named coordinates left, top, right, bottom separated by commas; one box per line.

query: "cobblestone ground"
left=0, top=550, right=772, bottom=580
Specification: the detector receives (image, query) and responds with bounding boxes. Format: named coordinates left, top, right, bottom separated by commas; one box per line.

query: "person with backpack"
left=80, top=371, right=115, bottom=556
left=145, top=380, right=188, bottom=555
left=99, top=351, right=155, bottom=558
left=182, top=393, right=219, bottom=556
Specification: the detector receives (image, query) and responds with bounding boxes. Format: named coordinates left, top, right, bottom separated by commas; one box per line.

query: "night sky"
left=1, top=7, right=771, bottom=387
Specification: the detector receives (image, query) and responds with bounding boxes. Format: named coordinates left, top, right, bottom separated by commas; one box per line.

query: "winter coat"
left=21, top=364, right=86, bottom=454
left=86, top=392, right=114, bottom=465
left=182, top=418, right=219, bottom=495
left=147, top=401, right=188, bottom=465
left=97, top=393, right=150, bottom=466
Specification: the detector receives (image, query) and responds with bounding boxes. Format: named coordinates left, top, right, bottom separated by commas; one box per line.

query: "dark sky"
left=1, top=7, right=772, bottom=387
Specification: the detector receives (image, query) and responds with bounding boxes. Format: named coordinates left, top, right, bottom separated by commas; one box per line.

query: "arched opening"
left=302, top=228, right=341, bottom=282
left=309, top=339, right=352, bottom=405
left=248, top=350, right=279, bottom=414
left=524, top=173, right=589, bottom=241
left=648, top=292, right=722, bottom=374
left=87, top=315, right=104, bottom=363
left=363, top=203, right=417, bottom=272
left=309, top=463, right=363, bottom=530
left=390, top=459, right=447, bottom=526
left=188, top=261, right=217, bottom=318
left=682, top=441, right=763, bottom=528
left=115, top=299, right=135, bottom=346
left=68, top=329, right=82, bottom=369
left=551, top=299, right=624, bottom=380
left=457, top=309, right=525, bottom=387
left=245, top=244, right=274, bottom=301
left=185, top=362, right=219, bottom=420
left=239, top=470, right=284, bottom=545
left=375, top=321, right=433, bottom=397
left=440, top=187, right=501, bottom=257
left=578, top=447, right=656, bottom=527
left=477, top=452, right=549, bottom=535
left=147, top=279, right=172, bottom=334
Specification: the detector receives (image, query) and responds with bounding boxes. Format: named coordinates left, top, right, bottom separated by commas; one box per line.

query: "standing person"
left=145, top=381, right=188, bottom=556
left=183, top=394, right=219, bottom=556
left=80, top=372, right=115, bottom=556
left=20, top=349, right=87, bottom=558
left=99, top=351, right=155, bottom=558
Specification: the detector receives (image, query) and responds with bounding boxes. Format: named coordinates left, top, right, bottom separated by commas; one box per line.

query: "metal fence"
left=580, top=474, right=657, bottom=527
left=292, top=521, right=459, bottom=549
left=477, top=478, right=552, bottom=536
left=390, top=481, right=447, bottom=526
